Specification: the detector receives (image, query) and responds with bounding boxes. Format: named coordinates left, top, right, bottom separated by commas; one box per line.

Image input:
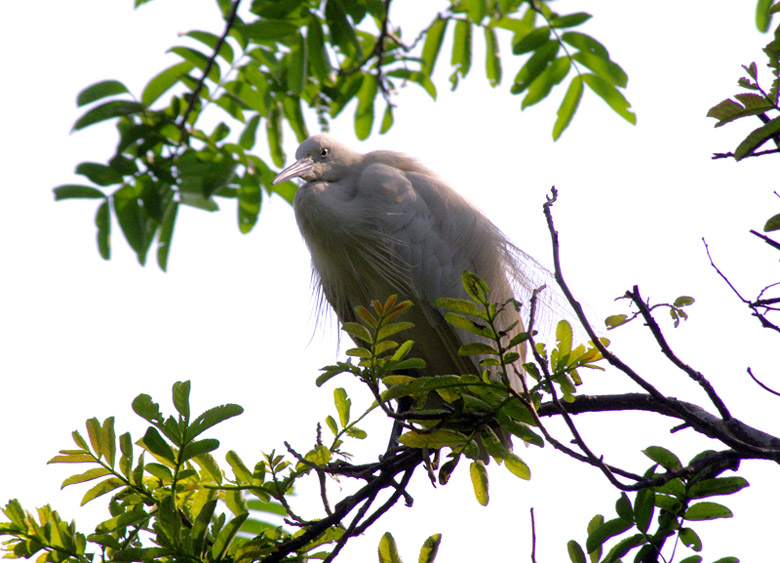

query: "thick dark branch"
left=750, top=228, right=780, bottom=252
left=625, top=286, right=732, bottom=421
left=262, top=449, right=422, bottom=563
left=539, top=393, right=780, bottom=454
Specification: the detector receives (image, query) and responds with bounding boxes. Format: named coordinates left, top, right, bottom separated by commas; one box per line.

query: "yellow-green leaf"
left=470, top=460, right=489, bottom=506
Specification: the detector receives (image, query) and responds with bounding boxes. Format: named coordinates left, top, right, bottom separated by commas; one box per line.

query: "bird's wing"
left=358, top=161, right=523, bottom=379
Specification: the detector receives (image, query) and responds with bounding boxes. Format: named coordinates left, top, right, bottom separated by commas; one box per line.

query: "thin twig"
left=626, top=286, right=732, bottom=421
left=177, top=0, right=241, bottom=137
left=747, top=367, right=780, bottom=397
left=530, top=508, right=537, bottom=563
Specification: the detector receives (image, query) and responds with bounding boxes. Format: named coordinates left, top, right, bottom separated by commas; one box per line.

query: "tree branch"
left=177, top=0, right=241, bottom=137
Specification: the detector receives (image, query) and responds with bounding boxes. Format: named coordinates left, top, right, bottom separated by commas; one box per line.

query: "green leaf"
left=572, top=52, right=627, bottom=88
left=142, top=61, right=194, bottom=107
left=73, top=101, right=146, bottom=131
left=556, top=320, right=573, bottom=359
left=764, top=213, right=780, bottom=232
left=342, top=321, right=372, bottom=343
left=80, top=477, right=125, bottom=506
left=267, top=103, right=284, bottom=167
left=522, top=55, right=570, bottom=108
left=211, top=512, right=249, bottom=558
left=418, top=533, right=442, bottom=563
left=468, top=0, right=487, bottom=22
left=325, top=0, right=360, bottom=58
left=734, top=115, right=780, bottom=160
left=306, top=15, right=334, bottom=85
left=239, top=114, right=261, bottom=150
left=484, top=27, right=502, bottom=87
left=53, top=185, right=106, bottom=200
left=186, top=30, right=234, bottom=64
left=181, top=439, right=220, bottom=463
left=113, top=186, right=146, bottom=260
left=503, top=451, right=531, bottom=480
left=86, top=417, right=103, bottom=455
left=757, top=0, right=772, bottom=31
left=603, top=533, right=645, bottom=561
left=434, top=297, right=485, bottom=318
left=239, top=20, right=298, bottom=41
left=119, top=432, right=133, bottom=478
left=188, top=403, right=244, bottom=439
left=679, top=527, right=702, bottom=551
left=633, top=488, right=655, bottom=533
left=459, top=342, right=498, bottom=356
left=139, top=427, right=176, bottom=464
left=76, top=163, right=123, bottom=186
left=512, top=40, right=559, bottom=94
left=96, top=506, right=150, bottom=533
left=334, top=388, right=351, bottom=426
left=102, top=417, right=117, bottom=467
left=173, top=380, right=191, bottom=419
left=553, top=75, right=583, bottom=140
left=443, top=313, right=495, bottom=339
left=582, top=73, right=636, bottom=124
left=76, top=80, right=130, bottom=106
left=398, top=429, right=469, bottom=449
left=451, top=20, right=473, bottom=80
left=286, top=33, right=306, bottom=96
left=61, top=467, right=112, bottom=488
left=605, top=314, right=628, bottom=329
left=496, top=411, right=542, bottom=445
left=615, top=493, right=632, bottom=521
left=157, top=200, right=178, bottom=271
left=354, top=74, right=377, bottom=140
left=226, top=450, right=253, bottom=483
left=683, top=501, right=733, bottom=521
left=169, top=46, right=220, bottom=83
left=95, top=200, right=111, bottom=260
left=550, top=12, right=591, bottom=28
left=561, top=31, right=609, bottom=58
left=567, top=540, right=586, bottom=563
left=422, top=17, right=448, bottom=75
left=132, top=393, right=163, bottom=423
left=642, top=446, right=681, bottom=470
left=469, top=460, right=489, bottom=506
left=380, top=104, right=394, bottom=134
left=378, top=532, right=402, bottom=563
left=512, top=26, right=550, bottom=55
left=585, top=517, right=632, bottom=553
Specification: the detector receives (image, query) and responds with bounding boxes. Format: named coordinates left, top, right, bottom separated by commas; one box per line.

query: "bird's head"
left=272, top=134, right=361, bottom=186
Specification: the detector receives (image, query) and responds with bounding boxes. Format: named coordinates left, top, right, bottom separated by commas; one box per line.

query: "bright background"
left=2, top=1, right=778, bottom=561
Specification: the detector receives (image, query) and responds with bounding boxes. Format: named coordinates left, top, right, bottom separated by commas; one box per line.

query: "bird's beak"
left=272, top=157, right=314, bottom=185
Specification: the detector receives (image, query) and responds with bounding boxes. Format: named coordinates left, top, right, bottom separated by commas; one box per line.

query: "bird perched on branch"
left=273, top=134, right=537, bottom=406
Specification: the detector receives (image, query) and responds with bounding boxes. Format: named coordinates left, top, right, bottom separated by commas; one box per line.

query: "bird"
left=272, top=134, right=535, bottom=441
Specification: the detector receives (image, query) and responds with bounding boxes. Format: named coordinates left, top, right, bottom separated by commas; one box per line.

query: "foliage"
left=13, top=1, right=780, bottom=562
left=53, top=0, right=636, bottom=269
left=707, top=17, right=780, bottom=336
left=4, top=263, right=769, bottom=562
left=567, top=448, right=748, bottom=563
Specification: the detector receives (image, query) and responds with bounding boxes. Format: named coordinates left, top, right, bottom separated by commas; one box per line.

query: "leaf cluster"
left=568, top=446, right=747, bottom=563
left=0, top=382, right=359, bottom=563
left=55, top=0, right=634, bottom=268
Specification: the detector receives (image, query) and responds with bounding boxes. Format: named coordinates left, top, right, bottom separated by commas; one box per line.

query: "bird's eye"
left=320, top=148, right=329, bottom=158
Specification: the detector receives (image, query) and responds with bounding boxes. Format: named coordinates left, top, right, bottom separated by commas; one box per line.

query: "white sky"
left=2, top=1, right=778, bottom=561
